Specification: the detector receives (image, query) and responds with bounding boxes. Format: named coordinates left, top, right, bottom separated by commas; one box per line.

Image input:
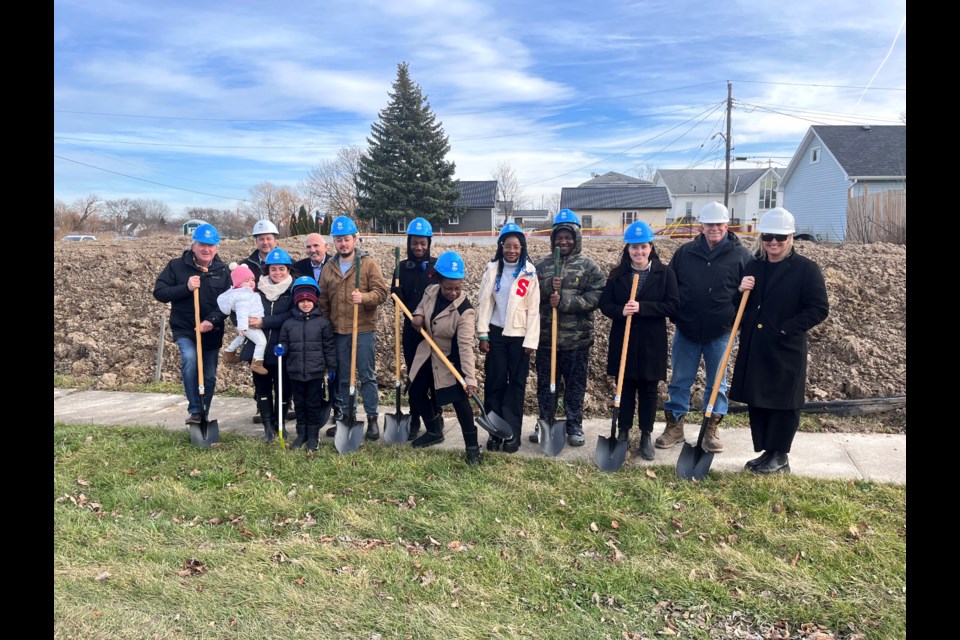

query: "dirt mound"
left=54, top=236, right=905, bottom=426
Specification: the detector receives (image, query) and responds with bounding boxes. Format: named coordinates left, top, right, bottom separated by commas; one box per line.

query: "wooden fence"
left=846, top=187, right=906, bottom=244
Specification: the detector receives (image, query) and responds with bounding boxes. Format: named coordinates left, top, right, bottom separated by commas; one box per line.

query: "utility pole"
left=724, top=80, right=732, bottom=208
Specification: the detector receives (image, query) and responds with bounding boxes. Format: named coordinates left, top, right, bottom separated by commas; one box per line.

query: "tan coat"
left=317, top=252, right=389, bottom=334
left=409, top=285, right=478, bottom=390
left=475, top=259, right=541, bottom=351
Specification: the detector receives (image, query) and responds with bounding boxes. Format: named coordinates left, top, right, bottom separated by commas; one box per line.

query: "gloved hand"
left=327, top=370, right=337, bottom=383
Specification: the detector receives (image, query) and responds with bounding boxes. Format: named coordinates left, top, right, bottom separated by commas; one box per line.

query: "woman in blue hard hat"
left=153, top=224, right=231, bottom=426
left=394, top=217, right=439, bottom=441
left=729, top=207, right=829, bottom=474
left=599, top=220, right=679, bottom=460
left=407, top=251, right=484, bottom=463
left=475, top=223, right=540, bottom=453
left=236, top=247, right=297, bottom=444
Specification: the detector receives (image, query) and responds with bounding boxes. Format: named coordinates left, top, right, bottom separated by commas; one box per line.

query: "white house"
left=654, top=168, right=783, bottom=224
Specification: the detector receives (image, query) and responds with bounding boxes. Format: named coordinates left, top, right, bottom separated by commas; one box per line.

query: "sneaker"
left=185, top=413, right=202, bottom=425
left=567, top=431, right=585, bottom=447
left=529, top=424, right=540, bottom=443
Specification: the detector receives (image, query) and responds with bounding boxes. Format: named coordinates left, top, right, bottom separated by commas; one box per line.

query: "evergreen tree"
left=356, top=62, right=462, bottom=231
left=320, top=213, right=332, bottom=236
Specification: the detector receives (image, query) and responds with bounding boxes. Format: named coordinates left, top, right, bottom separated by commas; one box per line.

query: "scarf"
left=257, top=275, right=292, bottom=302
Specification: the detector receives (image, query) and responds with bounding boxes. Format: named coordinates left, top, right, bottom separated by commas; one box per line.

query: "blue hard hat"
left=191, top=223, right=220, bottom=244
left=331, top=216, right=359, bottom=237
left=434, top=251, right=465, bottom=279
left=264, top=248, right=292, bottom=265
left=406, top=217, right=433, bottom=237
left=291, top=275, right=320, bottom=294
left=498, top=222, right=524, bottom=239
left=554, top=208, right=581, bottom=226
left=623, top=220, right=655, bottom=244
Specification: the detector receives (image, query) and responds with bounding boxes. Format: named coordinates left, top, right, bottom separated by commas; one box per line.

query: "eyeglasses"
left=761, top=233, right=790, bottom=242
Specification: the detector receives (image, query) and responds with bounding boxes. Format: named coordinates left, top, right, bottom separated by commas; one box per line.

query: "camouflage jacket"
left=534, top=222, right=606, bottom=351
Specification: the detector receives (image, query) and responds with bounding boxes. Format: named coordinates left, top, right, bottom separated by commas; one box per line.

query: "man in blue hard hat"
left=153, top=224, right=231, bottom=425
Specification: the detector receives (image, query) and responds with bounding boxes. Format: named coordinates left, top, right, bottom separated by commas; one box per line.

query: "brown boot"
left=223, top=350, right=240, bottom=364
left=251, top=359, right=268, bottom=375
left=655, top=411, right=685, bottom=449
left=702, top=415, right=725, bottom=453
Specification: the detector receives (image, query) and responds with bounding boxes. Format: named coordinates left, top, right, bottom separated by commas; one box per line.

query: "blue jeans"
left=335, top=331, right=378, bottom=417
left=664, top=330, right=733, bottom=418
left=174, top=336, right=219, bottom=415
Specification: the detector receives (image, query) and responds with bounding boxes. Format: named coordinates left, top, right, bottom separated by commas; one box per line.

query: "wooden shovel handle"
left=193, top=267, right=207, bottom=396
left=392, top=293, right=468, bottom=389
left=394, top=247, right=401, bottom=382
left=613, top=273, right=640, bottom=408
left=704, top=289, right=751, bottom=418
left=350, top=258, right=361, bottom=390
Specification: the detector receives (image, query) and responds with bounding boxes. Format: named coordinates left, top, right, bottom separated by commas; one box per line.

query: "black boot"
left=465, top=446, right=482, bottom=465
left=486, top=436, right=502, bottom=451
left=412, top=414, right=445, bottom=448
left=289, top=424, right=307, bottom=449
left=744, top=450, right=773, bottom=471
left=305, top=424, right=321, bottom=451
left=257, top=399, right=276, bottom=442
left=365, top=414, right=380, bottom=441
left=617, top=426, right=630, bottom=442
left=753, top=451, right=790, bottom=474
left=502, top=427, right=521, bottom=453
left=407, top=415, right=422, bottom=441
left=638, top=431, right=655, bottom=460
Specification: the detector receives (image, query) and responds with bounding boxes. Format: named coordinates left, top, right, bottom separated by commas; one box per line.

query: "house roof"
left=809, top=125, right=906, bottom=178
left=656, top=168, right=783, bottom=195
left=560, top=186, right=671, bottom=210
left=578, top=171, right=654, bottom=187
left=456, top=181, right=497, bottom=208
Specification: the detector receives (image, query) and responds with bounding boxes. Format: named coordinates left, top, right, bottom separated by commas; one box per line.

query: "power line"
left=54, top=154, right=248, bottom=202
left=731, top=79, right=905, bottom=90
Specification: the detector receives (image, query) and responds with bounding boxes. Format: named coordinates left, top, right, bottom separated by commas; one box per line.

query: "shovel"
left=677, top=290, right=751, bottom=481
left=317, top=377, right=333, bottom=429
left=273, top=344, right=286, bottom=449
left=188, top=271, right=220, bottom=448
left=335, top=257, right=365, bottom=454
left=537, top=247, right=566, bottom=457
left=595, top=272, right=639, bottom=472
left=392, top=293, right=513, bottom=439
left=383, top=247, right=411, bottom=444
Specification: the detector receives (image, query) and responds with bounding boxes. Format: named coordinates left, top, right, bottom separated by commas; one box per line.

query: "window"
left=396, top=218, right=406, bottom=233
left=448, top=215, right=460, bottom=225
left=757, top=172, right=779, bottom=210
left=621, top=211, right=637, bottom=225
left=810, top=146, right=821, bottom=163
left=685, top=201, right=693, bottom=217
left=581, top=214, right=593, bottom=228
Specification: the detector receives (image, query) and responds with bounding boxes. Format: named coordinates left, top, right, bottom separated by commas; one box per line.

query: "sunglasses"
left=761, top=233, right=790, bottom=242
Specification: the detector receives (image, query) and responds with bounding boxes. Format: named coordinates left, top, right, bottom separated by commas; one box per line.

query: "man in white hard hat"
left=656, top=201, right=752, bottom=453
left=243, top=219, right=280, bottom=280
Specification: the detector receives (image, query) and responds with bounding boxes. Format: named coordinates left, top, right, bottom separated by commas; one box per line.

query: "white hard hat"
left=758, top=208, right=796, bottom=234
left=698, top=201, right=730, bottom=224
left=252, top=219, right=279, bottom=236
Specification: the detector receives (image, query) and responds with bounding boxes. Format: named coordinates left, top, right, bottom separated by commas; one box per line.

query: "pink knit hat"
left=231, top=264, right=255, bottom=288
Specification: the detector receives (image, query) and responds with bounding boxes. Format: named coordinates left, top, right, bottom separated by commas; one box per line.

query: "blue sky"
left=53, top=0, right=906, bottom=217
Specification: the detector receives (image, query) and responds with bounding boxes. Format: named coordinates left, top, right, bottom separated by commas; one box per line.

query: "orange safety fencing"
left=355, top=223, right=756, bottom=239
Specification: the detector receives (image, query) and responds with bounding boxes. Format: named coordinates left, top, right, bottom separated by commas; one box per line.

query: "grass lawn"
left=54, top=423, right=905, bottom=640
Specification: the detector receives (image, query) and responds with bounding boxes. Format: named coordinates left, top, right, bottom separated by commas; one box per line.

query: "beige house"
left=559, top=172, right=671, bottom=234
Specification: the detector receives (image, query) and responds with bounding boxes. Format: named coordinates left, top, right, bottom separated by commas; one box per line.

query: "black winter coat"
left=279, top=310, right=337, bottom=382
left=153, top=251, right=230, bottom=350
left=729, top=252, right=829, bottom=409
left=242, top=249, right=269, bottom=282
left=600, top=260, right=680, bottom=382
left=293, top=254, right=332, bottom=283
left=239, top=285, right=295, bottom=366
left=393, top=253, right=437, bottom=366
left=668, top=232, right=752, bottom=342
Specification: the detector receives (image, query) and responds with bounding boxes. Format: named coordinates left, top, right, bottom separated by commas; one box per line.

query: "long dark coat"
left=729, top=252, right=829, bottom=409
left=599, top=260, right=680, bottom=382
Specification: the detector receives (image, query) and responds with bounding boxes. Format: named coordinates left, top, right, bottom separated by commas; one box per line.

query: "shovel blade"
left=189, top=419, right=220, bottom=448
left=537, top=418, right=567, bottom=457
left=676, top=442, right=714, bottom=480
left=594, top=435, right=629, bottom=472
left=382, top=413, right=412, bottom=445
left=334, top=419, right=364, bottom=454
left=475, top=411, right=513, bottom=439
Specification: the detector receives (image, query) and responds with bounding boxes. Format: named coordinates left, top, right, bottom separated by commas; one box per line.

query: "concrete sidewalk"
left=54, top=388, right=906, bottom=484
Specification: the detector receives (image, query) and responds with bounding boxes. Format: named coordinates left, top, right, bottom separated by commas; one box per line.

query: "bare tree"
left=127, top=199, right=172, bottom=236
left=544, top=193, right=561, bottom=216
left=300, top=146, right=363, bottom=218
left=634, top=162, right=658, bottom=182
left=491, top=161, right=527, bottom=212
left=184, top=207, right=252, bottom=239
left=243, top=182, right=300, bottom=233
left=69, top=194, right=103, bottom=232
left=104, top=198, right=135, bottom=235
left=54, top=198, right=71, bottom=235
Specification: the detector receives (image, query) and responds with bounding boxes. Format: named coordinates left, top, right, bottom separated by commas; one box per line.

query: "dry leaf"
left=189, top=469, right=201, bottom=478
left=451, top=601, right=460, bottom=608
left=287, top=488, right=297, bottom=498
left=293, top=577, right=305, bottom=585
left=645, top=469, right=657, bottom=478
left=671, top=518, right=683, bottom=530
left=419, top=570, right=435, bottom=587
left=208, top=517, right=222, bottom=525
left=848, top=525, right=861, bottom=540
left=589, top=522, right=599, bottom=532
left=791, top=553, right=800, bottom=566
left=559, top=499, right=566, bottom=506
left=772, top=503, right=784, bottom=513
left=77, top=477, right=91, bottom=487
left=91, top=610, right=102, bottom=617
left=85, top=436, right=94, bottom=444
left=727, top=534, right=739, bottom=544
left=611, top=520, right=620, bottom=529
left=95, top=571, right=111, bottom=581
left=123, top=469, right=135, bottom=475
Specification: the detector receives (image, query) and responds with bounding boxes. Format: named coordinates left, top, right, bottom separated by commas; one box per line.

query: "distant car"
left=62, top=235, right=96, bottom=242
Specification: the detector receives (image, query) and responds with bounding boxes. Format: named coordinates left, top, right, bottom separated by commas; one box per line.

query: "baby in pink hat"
left=217, top=263, right=268, bottom=374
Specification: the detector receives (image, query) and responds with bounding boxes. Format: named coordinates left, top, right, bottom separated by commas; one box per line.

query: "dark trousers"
left=619, top=378, right=659, bottom=433
left=535, top=346, right=589, bottom=432
left=483, top=325, right=530, bottom=439
left=748, top=407, right=801, bottom=453
left=290, top=379, right=324, bottom=426
left=409, top=364, right=477, bottom=448
left=253, top=362, right=290, bottom=420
